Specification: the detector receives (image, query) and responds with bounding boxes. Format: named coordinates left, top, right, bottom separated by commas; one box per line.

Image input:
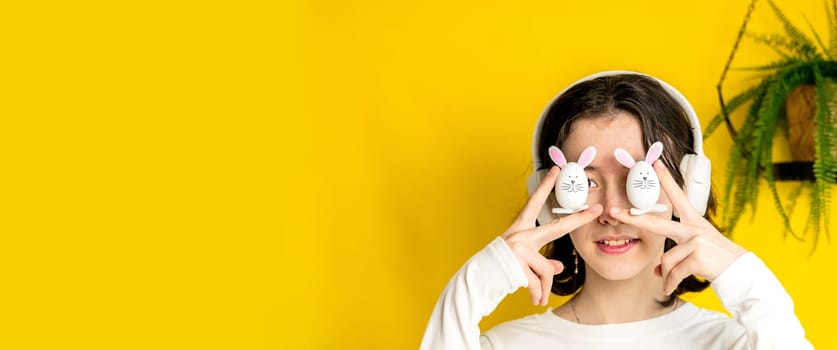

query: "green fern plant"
left=705, top=0, right=837, bottom=248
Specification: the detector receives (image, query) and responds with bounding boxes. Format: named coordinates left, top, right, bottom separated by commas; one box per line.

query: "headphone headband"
left=531, top=70, right=705, bottom=170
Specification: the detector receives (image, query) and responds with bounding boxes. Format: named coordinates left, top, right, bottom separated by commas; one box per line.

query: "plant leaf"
left=766, top=0, right=819, bottom=59
left=745, top=32, right=795, bottom=59
left=812, top=63, right=835, bottom=247
left=803, top=14, right=833, bottom=60
left=734, top=57, right=803, bottom=72
left=705, top=84, right=765, bottom=138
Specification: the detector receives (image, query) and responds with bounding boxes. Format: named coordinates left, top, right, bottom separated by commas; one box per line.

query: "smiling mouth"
left=597, top=239, right=637, bottom=246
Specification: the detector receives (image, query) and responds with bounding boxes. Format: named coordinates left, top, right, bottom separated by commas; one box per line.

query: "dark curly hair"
left=536, top=74, right=716, bottom=306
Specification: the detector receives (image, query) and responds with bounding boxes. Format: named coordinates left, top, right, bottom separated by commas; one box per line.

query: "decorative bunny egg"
left=614, top=141, right=668, bottom=215
left=627, top=162, right=660, bottom=208
left=548, top=146, right=597, bottom=214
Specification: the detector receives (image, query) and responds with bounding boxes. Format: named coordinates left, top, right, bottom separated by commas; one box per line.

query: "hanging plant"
left=705, top=0, right=837, bottom=248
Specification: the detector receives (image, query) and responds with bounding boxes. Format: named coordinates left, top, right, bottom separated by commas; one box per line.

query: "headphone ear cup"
left=527, top=169, right=559, bottom=226
left=679, top=154, right=711, bottom=216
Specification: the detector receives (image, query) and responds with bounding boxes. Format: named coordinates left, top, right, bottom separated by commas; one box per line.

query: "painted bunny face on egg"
left=549, top=146, right=597, bottom=214
left=614, top=141, right=668, bottom=215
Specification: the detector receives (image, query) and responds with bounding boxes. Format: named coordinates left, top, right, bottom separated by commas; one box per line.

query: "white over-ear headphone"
left=526, top=70, right=711, bottom=226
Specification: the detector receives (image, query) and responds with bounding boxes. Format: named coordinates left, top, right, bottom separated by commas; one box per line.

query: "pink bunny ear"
left=645, top=141, right=663, bottom=163
left=613, top=148, right=635, bottom=168
left=576, top=146, right=597, bottom=168
left=548, top=146, right=567, bottom=167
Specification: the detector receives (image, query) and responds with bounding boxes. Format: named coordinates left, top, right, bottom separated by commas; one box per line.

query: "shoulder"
left=684, top=304, right=740, bottom=328
left=484, top=312, right=546, bottom=336
left=677, top=303, right=748, bottom=345
left=482, top=311, right=558, bottom=348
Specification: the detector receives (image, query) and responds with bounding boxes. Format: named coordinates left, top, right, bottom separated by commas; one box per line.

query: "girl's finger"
left=524, top=269, right=541, bottom=305
left=664, top=256, right=700, bottom=296
left=660, top=242, right=695, bottom=291
left=540, top=272, right=553, bottom=306
left=541, top=259, right=564, bottom=305
left=532, top=204, right=603, bottom=246
left=528, top=256, right=554, bottom=306
left=548, top=259, right=565, bottom=276
left=608, top=206, right=693, bottom=243
left=518, top=167, right=560, bottom=225
left=653, top=161, right=699, bottom=221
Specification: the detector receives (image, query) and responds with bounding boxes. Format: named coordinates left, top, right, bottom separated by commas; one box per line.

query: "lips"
left=595, top=237, right=639, bottom=254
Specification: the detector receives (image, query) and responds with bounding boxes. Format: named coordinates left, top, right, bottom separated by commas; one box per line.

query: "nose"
left=598, top=181, right=630, bottom=226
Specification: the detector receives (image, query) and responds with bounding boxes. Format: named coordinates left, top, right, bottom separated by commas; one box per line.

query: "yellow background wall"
left=3, top=0, right=835, bottom=349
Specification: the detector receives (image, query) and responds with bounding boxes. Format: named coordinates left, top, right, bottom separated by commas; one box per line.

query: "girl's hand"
left=501, top=166, right=602, bottom=306
left=609, top=161, right=747, bottom=295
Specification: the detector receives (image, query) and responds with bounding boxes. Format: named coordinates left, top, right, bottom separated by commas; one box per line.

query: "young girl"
left=420, top=72, right=812, bottom=349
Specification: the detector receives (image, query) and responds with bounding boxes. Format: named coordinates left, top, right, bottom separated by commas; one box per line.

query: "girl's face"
left=560, top=113, right=673, bottom=281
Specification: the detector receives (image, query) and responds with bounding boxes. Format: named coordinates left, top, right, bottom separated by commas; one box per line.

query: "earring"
left=573, top=248, right=579, bottom=275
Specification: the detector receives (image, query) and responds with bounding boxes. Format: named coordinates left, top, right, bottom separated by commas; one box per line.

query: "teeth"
left=600, top=239, right=633, bottom=246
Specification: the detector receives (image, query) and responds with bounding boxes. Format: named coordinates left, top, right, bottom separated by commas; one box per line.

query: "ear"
left=645, top=141, right=663, bottom=163
left=576, top=146, right=597, bottom=168
left=613, top=148, right=635, bottom=168
left=548, top=146, right=567, bottom=167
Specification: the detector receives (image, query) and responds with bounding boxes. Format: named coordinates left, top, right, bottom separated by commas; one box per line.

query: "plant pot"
left=773, top=84, right=817, bottom=181
left=785, top=84, right=816, bottom=162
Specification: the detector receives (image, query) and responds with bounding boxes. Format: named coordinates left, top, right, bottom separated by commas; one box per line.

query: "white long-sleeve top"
left=420, top=237, right=812, bottom=349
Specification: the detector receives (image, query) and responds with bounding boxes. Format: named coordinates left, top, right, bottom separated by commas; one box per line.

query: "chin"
left=589, top=263, right=648, bottom=281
